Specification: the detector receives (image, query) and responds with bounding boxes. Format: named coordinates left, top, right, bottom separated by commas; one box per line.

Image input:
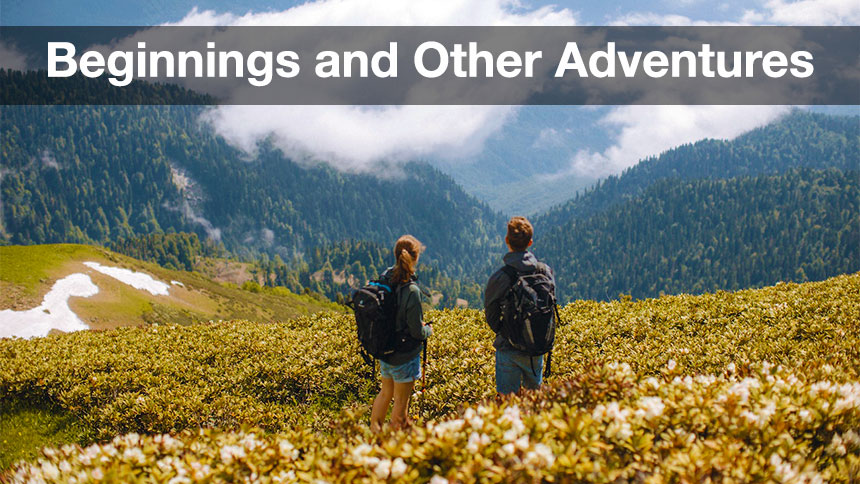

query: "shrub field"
left=2, top=273, right=858, bottom=482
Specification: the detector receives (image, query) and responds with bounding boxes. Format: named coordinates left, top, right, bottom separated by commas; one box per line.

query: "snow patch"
left=83, top=262, right=170, bottom=296
left=171, top=280, right=185, bottom=287
left=0, top=274, right=98, bottom=339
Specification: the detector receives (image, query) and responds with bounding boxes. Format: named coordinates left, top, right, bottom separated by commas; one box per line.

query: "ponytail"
left=390, top=235, right=425, bottom=284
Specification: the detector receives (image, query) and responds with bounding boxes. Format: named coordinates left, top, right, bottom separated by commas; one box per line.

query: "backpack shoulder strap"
left=501, top=265, right=518, bottom=282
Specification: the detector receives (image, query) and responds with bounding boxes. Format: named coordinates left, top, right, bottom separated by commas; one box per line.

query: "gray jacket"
left=484, top=251, right=555, bottom=351
left=381, top=268, right=432, bottom=365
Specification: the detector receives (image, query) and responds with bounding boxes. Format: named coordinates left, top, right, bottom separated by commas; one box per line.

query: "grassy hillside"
left=0, top=244, right=342, bottom=331
left=1, top=273, right=858, bottom=480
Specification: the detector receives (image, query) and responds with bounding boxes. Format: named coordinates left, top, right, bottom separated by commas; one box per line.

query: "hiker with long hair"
left=370, top=235, right=433, bottom=432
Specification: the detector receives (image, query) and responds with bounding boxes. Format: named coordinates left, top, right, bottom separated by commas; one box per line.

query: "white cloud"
left=615, top=0, right=859, bottom=26
left=593, top=2, right=844, bottom=179
left=741, top=0, right=860, bottom=25
left=610, top=12, right=739, bottom=26
left=168, top=1, right=577, bottom=27
left=167, top=0, right=576, bottom=172
left=201, top=105, right=514, bottom=171
left=0, top=41, right=28, bottom=70
left=566, top=105, right=790, bottom=177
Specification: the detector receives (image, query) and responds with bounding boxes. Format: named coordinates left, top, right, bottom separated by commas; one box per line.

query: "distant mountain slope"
left=1, top=86, right=504, bottom=281
left=0, top=244, right=340, bottom=337
left=535, top=111, right=859, bottom=230
left=431, top=107, right=608, bottom=215
left=535, top=168, right=859, bottom=302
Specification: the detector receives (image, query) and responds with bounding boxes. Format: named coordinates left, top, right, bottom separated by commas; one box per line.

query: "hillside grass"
left=0, top=402, right=86, bottom=470
left=0, top=244, right=345, bottom=328
left=1, top=272, right=858, bottom=480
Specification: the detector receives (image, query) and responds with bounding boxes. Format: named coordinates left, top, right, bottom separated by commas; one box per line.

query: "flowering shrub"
left=2, top=273, right=859, bottom=481
left=9, top=362, right=860, bottom=482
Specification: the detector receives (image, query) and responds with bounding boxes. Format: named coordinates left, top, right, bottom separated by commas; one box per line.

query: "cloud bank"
left=566, top=105, right=790, bottom=177
left=174, top=0, right=855, bottom=178
left=568, top=0, right=855, bottom=178
left=170, top=0, right=577, bottom=172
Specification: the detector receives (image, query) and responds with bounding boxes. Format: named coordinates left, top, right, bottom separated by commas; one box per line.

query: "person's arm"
left=484, top=270, right=507, bottom=333
left=404, top=285, right=432, bottom=340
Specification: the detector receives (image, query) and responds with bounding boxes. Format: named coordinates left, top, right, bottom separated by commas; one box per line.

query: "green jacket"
left=382, top=268, right=432, bottom=365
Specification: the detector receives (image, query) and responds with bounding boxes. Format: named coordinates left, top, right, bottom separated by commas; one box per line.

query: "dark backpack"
left=350, top=275, right=422, bottom=365
left=500, top=263, right=558, bottom=357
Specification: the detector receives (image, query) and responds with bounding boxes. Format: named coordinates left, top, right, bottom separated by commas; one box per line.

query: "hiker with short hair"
left=484, top=216, right=558, bottom=395
left=369, top=235, right=432, bottom=432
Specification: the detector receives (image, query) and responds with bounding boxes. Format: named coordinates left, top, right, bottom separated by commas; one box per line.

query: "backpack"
left=350, top=275, right=422, bottom=366
left=499, top=263, right=558, bottom=357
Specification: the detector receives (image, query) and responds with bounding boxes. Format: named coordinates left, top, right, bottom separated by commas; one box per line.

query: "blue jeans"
left=495, top=348, right=543, bottom=395
left=380, top=354, right=422, bottom=383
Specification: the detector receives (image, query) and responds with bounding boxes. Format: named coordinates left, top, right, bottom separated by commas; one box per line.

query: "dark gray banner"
left=1, top=26, right=857, bottom=105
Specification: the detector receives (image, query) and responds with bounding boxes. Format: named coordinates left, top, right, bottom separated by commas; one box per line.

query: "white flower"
left=374, top=459, right=391, bottom=479
left=351, top=443, right=372, bottom=460
left=91, top=468, right=104, bottom=480
left=219, top=445, right=246, bottom=464
left=607, top=422, right=633, bottom=441
left=430, top=476, right=449, bottom=484
left=40, top=462, right=60, bottom=480
left=123, top=447, right=146, bottom=464
left=500, top=406, right=525, bottom=434
left=635, top=397, right=665, bottom=421
left=727, top=362, right=736, bottom=373
left=433, top=419, right=464, bottom=437
left=240, top=433, right=263, bottom=450
left=827, top=433, right=847, bottom=456
left=501, top=443, right=515, bottom=456
left=514, top=435, right=530, bottom=451
left=59, top=460, right=72, bottom=473
left=667, top=359, right=677, bottom=371
left=645, top=377, right=660, bottom=389
left=279, top=439, right=299, bottom=460
left=159, top=434, right=180, bottom=452
left=390, top=458, right=407, bottom=479
left=524, top=443, right=555, bottom=468
left=466, top=432, right=481, bottom=453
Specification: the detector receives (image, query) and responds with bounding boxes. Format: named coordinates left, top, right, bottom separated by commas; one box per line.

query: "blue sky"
left=0, top=0, right=811, bottom=26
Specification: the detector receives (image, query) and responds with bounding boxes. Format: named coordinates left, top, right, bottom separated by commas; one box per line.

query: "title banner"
left=1, top=26, right=858, bottom=105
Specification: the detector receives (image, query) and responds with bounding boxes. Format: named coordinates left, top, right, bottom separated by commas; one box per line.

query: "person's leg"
left=390, top=380, right=415, bottom=430
left=518, top=353, right=544, bottom=390
left=370, top=377, right=394, bottom=433
left=495, top=349, right=522, bottom=395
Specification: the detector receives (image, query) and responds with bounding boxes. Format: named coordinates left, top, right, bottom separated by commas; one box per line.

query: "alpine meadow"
left=1, top=64, right=859, bottom=483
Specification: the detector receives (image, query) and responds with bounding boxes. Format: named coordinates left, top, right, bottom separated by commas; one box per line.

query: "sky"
left=1, top=0, right=786, bottom=26
left=3, top=0, right=858, bottom=195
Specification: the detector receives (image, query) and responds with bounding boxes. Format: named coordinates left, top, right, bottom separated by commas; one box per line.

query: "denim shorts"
left=380, top=354, right=422, bottom=383
left=495, top=348, right=543, bottom=395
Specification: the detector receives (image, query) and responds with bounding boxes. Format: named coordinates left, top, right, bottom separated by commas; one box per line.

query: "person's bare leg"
left=390, top=380, right=415, bottom=430
left=371, top=377, right=394, bottom=433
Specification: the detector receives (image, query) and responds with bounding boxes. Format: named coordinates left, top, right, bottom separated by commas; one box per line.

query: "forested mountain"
left=536, top=111, right=859, bottom=229
left=535, top=168, right=859, bottom=302
left=1, top=81, right=505, bottom=297
left=2, top=70, right=858, bottom=307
